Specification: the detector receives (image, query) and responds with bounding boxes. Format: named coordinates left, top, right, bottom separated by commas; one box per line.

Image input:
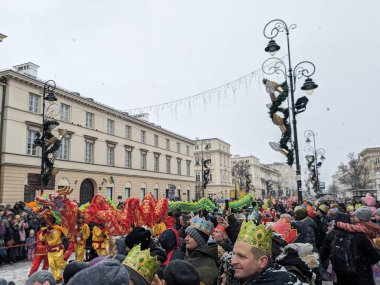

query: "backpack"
left=330, top=232, right=357, bottom=274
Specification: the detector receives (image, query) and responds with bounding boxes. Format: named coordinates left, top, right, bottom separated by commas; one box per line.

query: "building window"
left=154, top=135, right=159, bottom=147
left=125, top=125, right=131, bottom=139
left=154, top=155, right=160, bottom=172
left=86, top=112, right=94, bottom=129
left=195, top=144, right=199, bottom=150
left=141, top=151, right=147, bottom=170
left=27, top=130, right=38, bottom=156
left=125, top=188, right=130, bottom=199
left=154, top=188, right=159, bottom=199
left=177, top=159, right=182, bottom=175
left=57, top=137, right=69, bottom=160
left=107, top=146, right=115, bottom=166
left=186, top=160, right=191, bottom=176
left=209, top=173, right=213, bottom=182
left=125, top=149, right=132, bottom=168
left=60, top=104, right=70, bottom=122
left=85, top=141, right=94, bottom=163
left=107, top=119, right=114, bottom=135
left=376, top=157, right=380, bottom=164
left=28, top=94, right=39, bottom=113
left=177, top=142, right=181, bottom=153
left=186, top=145, right=190, bottom=156
left=106, top=187, right=113, bottom=199
left=166, top=139, right=170, bottom=150
left=140, top=188, right=146, bottom=200
left=166, top=157, right=171, bottom=173
left=196, top=173, right=200, bottom=182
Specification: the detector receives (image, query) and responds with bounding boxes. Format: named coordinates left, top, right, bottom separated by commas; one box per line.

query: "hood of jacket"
left=158, top=228, right=180, bottom=252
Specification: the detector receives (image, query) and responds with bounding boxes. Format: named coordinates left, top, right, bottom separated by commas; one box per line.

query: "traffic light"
left=202, top=159, right=211, bottom=188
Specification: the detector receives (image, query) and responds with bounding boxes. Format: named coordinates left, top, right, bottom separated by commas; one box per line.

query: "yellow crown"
left=236, top=221, right=272, bottom=253
left=122, top=244, right=158, bottom=284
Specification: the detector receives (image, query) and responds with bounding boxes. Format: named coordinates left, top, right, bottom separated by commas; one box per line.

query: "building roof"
left=194, top=137, right=231, bottom=146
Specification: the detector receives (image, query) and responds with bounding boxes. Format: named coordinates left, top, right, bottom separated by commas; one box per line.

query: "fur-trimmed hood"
left=276, top=243, right=319, bottom=270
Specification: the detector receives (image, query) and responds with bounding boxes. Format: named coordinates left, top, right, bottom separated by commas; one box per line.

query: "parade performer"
left=92, top=223, right=109, bottom=256
left=46, top=215, right=68, bottom=282
left=71, top=213, right=90, bottom=262
left=28, top=221, right=49, bottom=277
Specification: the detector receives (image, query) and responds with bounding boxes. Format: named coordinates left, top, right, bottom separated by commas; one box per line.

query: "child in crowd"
left=25, top=229, right=36, bottom=261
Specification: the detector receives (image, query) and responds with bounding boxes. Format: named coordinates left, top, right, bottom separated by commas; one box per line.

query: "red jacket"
left=35, top=228, right=48, bottom=255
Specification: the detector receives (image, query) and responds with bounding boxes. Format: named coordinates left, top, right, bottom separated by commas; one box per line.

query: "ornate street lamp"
left=194, top=140, right=211, bottom=200
left=304, top=129, right=326, bottom=193
left=262, top=19, right=319, bottom=202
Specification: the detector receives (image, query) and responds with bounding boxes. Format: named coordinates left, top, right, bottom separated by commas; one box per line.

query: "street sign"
left=319, top=182, right=325, bottom=190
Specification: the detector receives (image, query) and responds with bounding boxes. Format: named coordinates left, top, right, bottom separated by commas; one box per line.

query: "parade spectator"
left=25, top=229, right=36, bottom=261
left=26, top=271, right=56, bottom=285
left=158, top=228, right=185, bottom=265
left=292, top=207, right=318, bottom=248
left=185, top=217, right=218, bottom=285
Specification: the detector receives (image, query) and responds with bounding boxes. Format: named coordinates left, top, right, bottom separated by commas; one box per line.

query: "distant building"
left=266, top=162, right=297, bottom=197
left=360, top=146, right=380, bottom=190
left=0, top=63, right=195, bottom=204
left=193, top=138, right=232, bottom=199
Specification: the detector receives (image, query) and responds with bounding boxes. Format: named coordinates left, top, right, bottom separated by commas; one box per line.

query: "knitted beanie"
left=164, top=260, right=200, bottom=285
left=25, top=270, right=56, bottom=285
left=63, top=261, right=89, bottom=285
left=376, top=208, right=380, bottom=216
left=354, top=206, right=372, bottom=222
left=185, top=226, right=209, bottom=247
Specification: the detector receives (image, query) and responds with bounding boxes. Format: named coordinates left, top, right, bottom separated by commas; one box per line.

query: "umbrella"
left=317, top=195, right=338, bottom=203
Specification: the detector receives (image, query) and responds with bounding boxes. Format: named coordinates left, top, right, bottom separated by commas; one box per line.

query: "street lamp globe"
left=264, top=39, right=281, bottom=56
left=301, top=78, right=318, bottom=95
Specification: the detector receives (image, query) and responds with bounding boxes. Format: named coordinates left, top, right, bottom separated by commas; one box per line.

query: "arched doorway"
left=80, top=179, right=95, bottom=205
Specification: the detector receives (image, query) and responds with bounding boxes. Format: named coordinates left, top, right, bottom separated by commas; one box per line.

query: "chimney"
left=13, top=62, right=40, bottom=78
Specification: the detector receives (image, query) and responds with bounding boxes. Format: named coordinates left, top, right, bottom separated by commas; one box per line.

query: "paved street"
left=0, top=260, right=31, bottom=285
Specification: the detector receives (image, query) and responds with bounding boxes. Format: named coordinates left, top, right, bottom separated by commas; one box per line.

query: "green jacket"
left=187, top=243, right=219, bottom=285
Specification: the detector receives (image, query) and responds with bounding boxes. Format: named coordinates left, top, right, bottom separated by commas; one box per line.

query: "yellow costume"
left=92, top=226, right=109, bottom=256
left=73, top=223, right=90, bottom=262
left=46, top=225, right=68, bottom=281
left=152, top=221, right=167, bottom=237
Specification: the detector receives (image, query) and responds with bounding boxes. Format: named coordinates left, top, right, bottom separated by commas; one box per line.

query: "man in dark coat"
left=185, top=217, right=218, bottom=285
left=292, top=208, right=318, bottom=249
left=320, top=212, right=380, bottom=285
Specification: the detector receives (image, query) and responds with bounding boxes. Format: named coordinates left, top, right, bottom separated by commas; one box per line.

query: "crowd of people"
left=1, top=193, right=380, bottom=285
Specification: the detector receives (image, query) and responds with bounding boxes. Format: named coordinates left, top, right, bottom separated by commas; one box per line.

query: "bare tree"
left=328, top=182, right=340, bottom=195
left=338, top=153, right=375, bottom=191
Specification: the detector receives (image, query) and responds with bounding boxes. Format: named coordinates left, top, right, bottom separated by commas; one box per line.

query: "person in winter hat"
left=67, top=259, right=129, bottom=285
left=164, top=260, right=201, bottom=285
left=361, top=193, right=377, bottom=216
left=292, top=208, right=318, bottom=249
left=212, top=225, right=233, bottom=252
left=63, top=261, right=89, bottom=285
left=25, top=270, right=56, bottom=285
left=337, top=206, right=380, bottom=239
left=185, top=217, right=218, bottom=285
left=321, top=212, right=380, bottom=285
left=158, top=228, right=185, bottom=265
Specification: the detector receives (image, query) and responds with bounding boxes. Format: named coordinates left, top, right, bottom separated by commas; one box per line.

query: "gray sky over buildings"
left=1, top=0, right=379, bottom=188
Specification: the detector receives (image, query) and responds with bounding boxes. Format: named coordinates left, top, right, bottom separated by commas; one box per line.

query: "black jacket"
left=292, top=218, right=318, bottom=248
left=320, top=228, right=380, bottom=285
left=187, top=244, right=219, bottom=285
left=225, top=214, right=241, bottom=244
left=244, top=263, right=305, bottom=285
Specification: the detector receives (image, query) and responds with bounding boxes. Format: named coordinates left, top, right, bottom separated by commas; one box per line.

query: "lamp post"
left=39, top=80, right=58, bottom=193
left=194, top=140, right=211, bottom=200
left=304, top=130, right=326, bottom=194
left=231, top=160, right=251, bottom=196
left=262, top=19, right=319, bottom=202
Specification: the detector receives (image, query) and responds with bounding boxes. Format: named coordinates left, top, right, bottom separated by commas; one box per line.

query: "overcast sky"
left=1, top=0, right=379, bottom=188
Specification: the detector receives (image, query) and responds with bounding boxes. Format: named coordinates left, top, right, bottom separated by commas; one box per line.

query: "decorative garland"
left=169, top=198, right=216, bottom=212
left=263, top=79, right=294, bottom=166
left=229, top=194, right=254, bottom=209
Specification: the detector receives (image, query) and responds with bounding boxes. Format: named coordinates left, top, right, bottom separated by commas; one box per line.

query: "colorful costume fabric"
left=28, top=228, right=49, bottom=276
left=73, top=223, right=90, bottom=262
left=92, top=226, right=109, bottom=256
left=46, top=225, right=67, bottom=281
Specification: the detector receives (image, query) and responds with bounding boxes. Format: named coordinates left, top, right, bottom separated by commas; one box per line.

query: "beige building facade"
left=360, top=147, right=380, bottom=190
left=266, top=162, right=297, bottom=197
left=193, top=138, right=232, bottom=199
left=230, top=155, right=281, bottom=199
left=0, top=64, right=195, bottom=204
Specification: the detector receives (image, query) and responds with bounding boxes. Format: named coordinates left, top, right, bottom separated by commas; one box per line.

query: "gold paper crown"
left=122, top=244, right=158, bottom=284
left=237, top=221, right=272, bottom=253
